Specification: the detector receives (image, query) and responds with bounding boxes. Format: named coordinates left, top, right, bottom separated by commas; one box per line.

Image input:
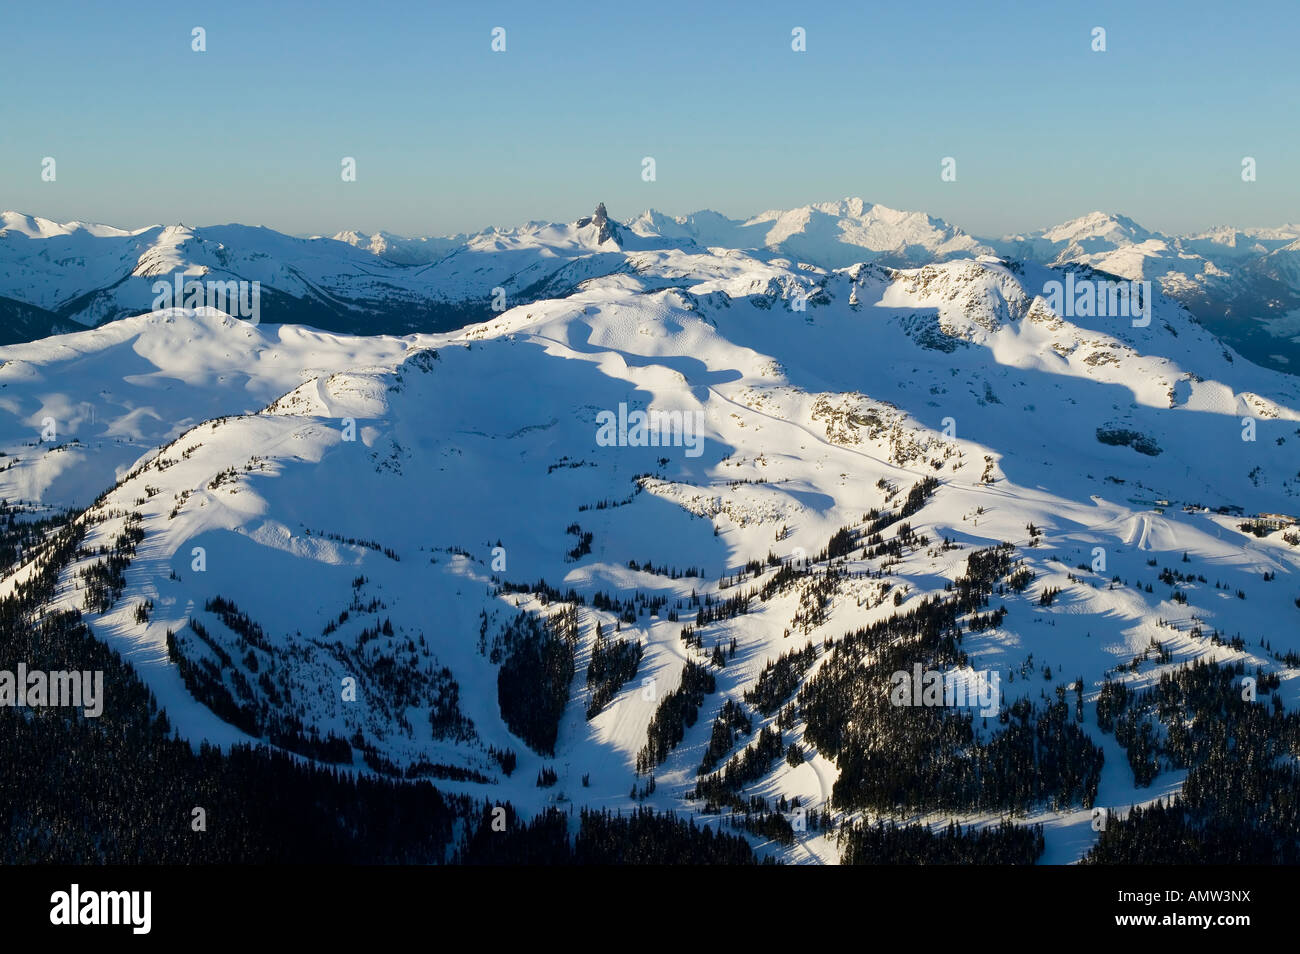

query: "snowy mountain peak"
left=575, top=201, right=618, bottom=245
left=329, top=228, right=468, bottom=265
left=624, top=198, right=989, bottom=268
left=1015, top=211, right=1157, bottom=249
left=5, top=200, right=1300, bottom=372
left=0, top=211, right=141, bottom=239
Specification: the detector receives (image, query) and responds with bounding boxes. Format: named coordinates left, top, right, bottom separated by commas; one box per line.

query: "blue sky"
left=2, top=0, right=1296, bottom=237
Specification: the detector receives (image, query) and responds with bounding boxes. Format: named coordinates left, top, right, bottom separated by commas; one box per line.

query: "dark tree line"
left=799, top=543, right=1103, bottom=815
left=695, top=587, right=757, bottom=626
left=455, top=805, right=768, bottom=864
left=694, top=725, right=785, bottom=811
left=166, top=617, right=355, bottom=764
left=744, top=641, right=817, bottom=716
left=861, top=521, right=929, bottom=562
left=1, top=504, right=778, bottom=864
left=78, top=511, right=143, bottom=613
left=0, top=499, right=72, bottom=574
left=1086, top=659, right=1300, bottom=863
left=497, top=606, right=577, bottom=756
left=0, top=512, right=468, bottom=863
left=863, top=475, right=940, bottom=538
left=625, top=557, right=701, bottom=579
left=585, top=622, right=643, bottom=718
left=840, top=819, right=1044, bottom=865
left=636, top=661, right=716, bottom=773
left=699, top=699, right=752, bottom=774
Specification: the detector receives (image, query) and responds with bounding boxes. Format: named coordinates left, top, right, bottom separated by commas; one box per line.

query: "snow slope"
left=7, top=234, right=1300, bottom=865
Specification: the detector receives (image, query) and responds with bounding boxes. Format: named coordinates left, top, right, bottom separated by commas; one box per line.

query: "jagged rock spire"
left=577, top=202, right=617, bottom=244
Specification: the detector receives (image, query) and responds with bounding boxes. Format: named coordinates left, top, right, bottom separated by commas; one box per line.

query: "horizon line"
left=3, top=199, right=1299, bottom=244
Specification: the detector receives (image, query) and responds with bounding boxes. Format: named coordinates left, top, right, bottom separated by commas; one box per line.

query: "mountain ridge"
left=4, top=196, right=1300, bottom=371
left=6, top=221, right=1300, bottom=864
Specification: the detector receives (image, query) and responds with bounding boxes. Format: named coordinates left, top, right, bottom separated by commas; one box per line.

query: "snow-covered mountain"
left=7, top=225, right=1300, bottom=863
left=6, top=200, right=1300, bottom=380
left=992, top=212, right=1300, bottom=372
left=329, top=229, right=467, bottom=266
left=0, top=204, right=665, bottom=337
left=626, top=198, right=992, bottom=268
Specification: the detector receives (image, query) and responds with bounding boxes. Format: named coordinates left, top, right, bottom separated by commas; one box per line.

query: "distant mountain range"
left=3, top=200, right=1300, bottom=372
left=6, top=191, right=1300, bottom=864
left=7, top=219, right=1300, bottom=863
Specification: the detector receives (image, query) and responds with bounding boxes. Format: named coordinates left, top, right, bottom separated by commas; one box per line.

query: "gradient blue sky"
left=2, top=0, right=1296, bottom=237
